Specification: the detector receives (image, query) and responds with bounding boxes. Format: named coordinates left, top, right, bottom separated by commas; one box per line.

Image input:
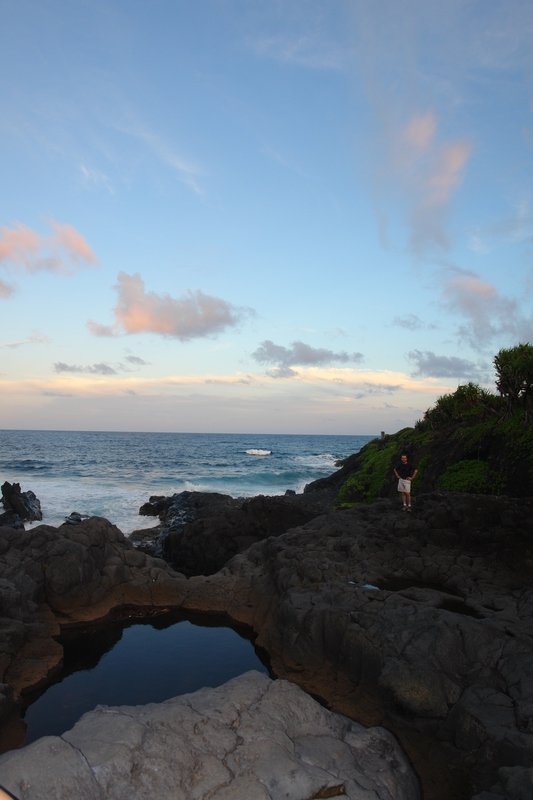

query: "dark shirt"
left=396, top=461, right=415, bottom=479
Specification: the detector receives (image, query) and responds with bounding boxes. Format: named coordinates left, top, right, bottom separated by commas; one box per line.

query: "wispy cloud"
left=440, top=268, right=532, bottom=348
left=120, top=125, right=203, bottom=194
left=0, top=330, right=51, bottom=349
left=124, top=355, right=150, bottom=366
left=393, top=112, right=472, bottom=257
left=248, top=33, right=345, bottom=70
left=352, top=0, right=478, bottom=260
left=407, top=349, right=486, bottom=380
left=79, top=164, right=114, bottom=194
left=87, top=271, right=253, bottom=340
left=54, top=356, right=152, bottom=375
left=392, top=314, right=437, bottom=331
left=468, top=197, right=533, bottom=254
left=351, top=382, right=402, bottom=399
left=54, top=362, right=119, bottom=376
left=0, top=220, right=98, bottom=297
left=252, top=339, right=364, bottom=378
left=260, top=144, right=306, bottom=175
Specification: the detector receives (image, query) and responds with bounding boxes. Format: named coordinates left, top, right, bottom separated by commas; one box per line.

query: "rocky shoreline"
left=0, top=484, right=532, bottom=799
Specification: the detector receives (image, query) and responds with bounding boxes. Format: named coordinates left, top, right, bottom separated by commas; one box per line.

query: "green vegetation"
left=335, top=344, right=533, bottom=506
left=411, top=455, right=428, bottom=494
left=336, top=432, right=414, bottom=508
left=420, top=382, right=502, bottom=431
left=494, top=342, right=533, bottom=422
left=437, top=460, right=503, bottom=494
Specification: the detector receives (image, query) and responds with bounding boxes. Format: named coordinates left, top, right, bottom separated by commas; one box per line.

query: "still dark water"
left=23, top=614, right=270, bottom=745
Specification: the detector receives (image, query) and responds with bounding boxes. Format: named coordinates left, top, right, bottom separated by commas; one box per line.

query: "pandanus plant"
left=494, top=342, right=533, bottom=423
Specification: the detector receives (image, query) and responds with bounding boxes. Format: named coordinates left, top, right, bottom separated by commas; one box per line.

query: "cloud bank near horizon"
left=54, top=355, right=151, bottom=375
left=87, top=272, right=253, bottom=341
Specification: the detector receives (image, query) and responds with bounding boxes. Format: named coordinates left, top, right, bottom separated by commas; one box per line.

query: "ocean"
left=0, top=431, right=374, bottom=534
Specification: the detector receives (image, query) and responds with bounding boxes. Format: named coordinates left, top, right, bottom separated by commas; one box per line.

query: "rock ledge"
left=0, top=671, right=420, bottom=800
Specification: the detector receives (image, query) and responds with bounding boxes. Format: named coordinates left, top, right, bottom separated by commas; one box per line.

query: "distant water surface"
left=0, top=431, right=375, bottom=533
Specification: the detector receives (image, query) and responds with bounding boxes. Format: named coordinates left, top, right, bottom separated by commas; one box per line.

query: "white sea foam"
left=23, top=478, right=161, bottom=535
left=292, top=453, right=339, bottom=469
left=183, top=480, right=217, bottom=493
left=2, top=432, right=374, bottom=537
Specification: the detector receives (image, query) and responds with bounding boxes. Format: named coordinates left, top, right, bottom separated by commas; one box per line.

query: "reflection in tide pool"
left=23, top=615, right=270, bottom=745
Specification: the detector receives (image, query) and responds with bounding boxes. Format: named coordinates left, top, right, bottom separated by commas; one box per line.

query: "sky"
left=1, top=0, right=533, bottom=434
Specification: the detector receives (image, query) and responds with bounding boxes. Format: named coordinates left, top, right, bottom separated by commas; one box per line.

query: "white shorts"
left=397, top=478, right=411, bottom=493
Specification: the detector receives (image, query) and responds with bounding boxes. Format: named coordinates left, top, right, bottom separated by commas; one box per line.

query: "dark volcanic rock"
left=0, top=512, right=24, bottom=530
left=0, top=517, right=187, bottom=704
left=159, top=490, right=333, bottom=576
left=1, top=487, right=532, bottom=800
left=304, top=450, right=363, bottom=494
left=136, top=491, right=240, bottom=560
left=139, top=494, right=174, bottom=516
left=180, top=491, right=533, bottom=800
left=0, top=482, right=42, bottom=527
left=63, top=512, right=91, bottom=526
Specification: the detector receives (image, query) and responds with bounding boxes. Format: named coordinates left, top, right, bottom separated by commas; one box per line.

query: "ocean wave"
left=291, top=452, right=339, bottom=468
left=1, top=432, right=374, bottom=533
left=183, top=480, right=219, bottom=493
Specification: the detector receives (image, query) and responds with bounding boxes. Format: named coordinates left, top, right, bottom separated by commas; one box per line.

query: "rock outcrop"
left=138, top=489, right=333, bottom=574
left=0, top=489, right=532, bottom=799
left=176, top=491, right=533, bottom=800
left=0, top=671, right=420, bottom=800
left=0, top=483, right=42, bottom=529
left=0, top=517, right=188, bottom=701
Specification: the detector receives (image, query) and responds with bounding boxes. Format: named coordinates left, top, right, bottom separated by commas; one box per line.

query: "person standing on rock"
left=394, top=453, right=417, bottom=512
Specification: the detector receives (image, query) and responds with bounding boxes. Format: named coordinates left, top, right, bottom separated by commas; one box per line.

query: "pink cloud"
left=87, top=271, right=252, bottom=340
left=0, top=223, right=42, bottom=269
left=403, top=111, right=436, bottom=151
left=0, top=220, right=98, bottom=294
left=443, top=273, right=498, bottom=304
left=382, top=111, right=472, bottom=257
left=427, top=141, right=472, bottom=207
left=440, top=269, right=530, bottom=348
left=49, top=221, right=99, bottom=266
left=0, top=278, right=14, bottom=298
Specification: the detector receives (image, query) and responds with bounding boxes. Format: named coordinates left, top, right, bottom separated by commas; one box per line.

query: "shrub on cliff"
left=494, top=342, right=533, bottom=422
left=336, top=431, right=423, bottom=507
left=335, top=347, right=533, bottom=507
left=421, top=382, right=501, bottom=430
left=437, top=460, right=503, bottom=494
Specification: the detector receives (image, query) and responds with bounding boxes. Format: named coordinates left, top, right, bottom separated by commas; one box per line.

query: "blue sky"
left=1, top=0, right=532, bottom=434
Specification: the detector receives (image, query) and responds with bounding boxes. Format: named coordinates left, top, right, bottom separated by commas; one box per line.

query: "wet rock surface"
left=0, top=671, right=420, bottom=800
